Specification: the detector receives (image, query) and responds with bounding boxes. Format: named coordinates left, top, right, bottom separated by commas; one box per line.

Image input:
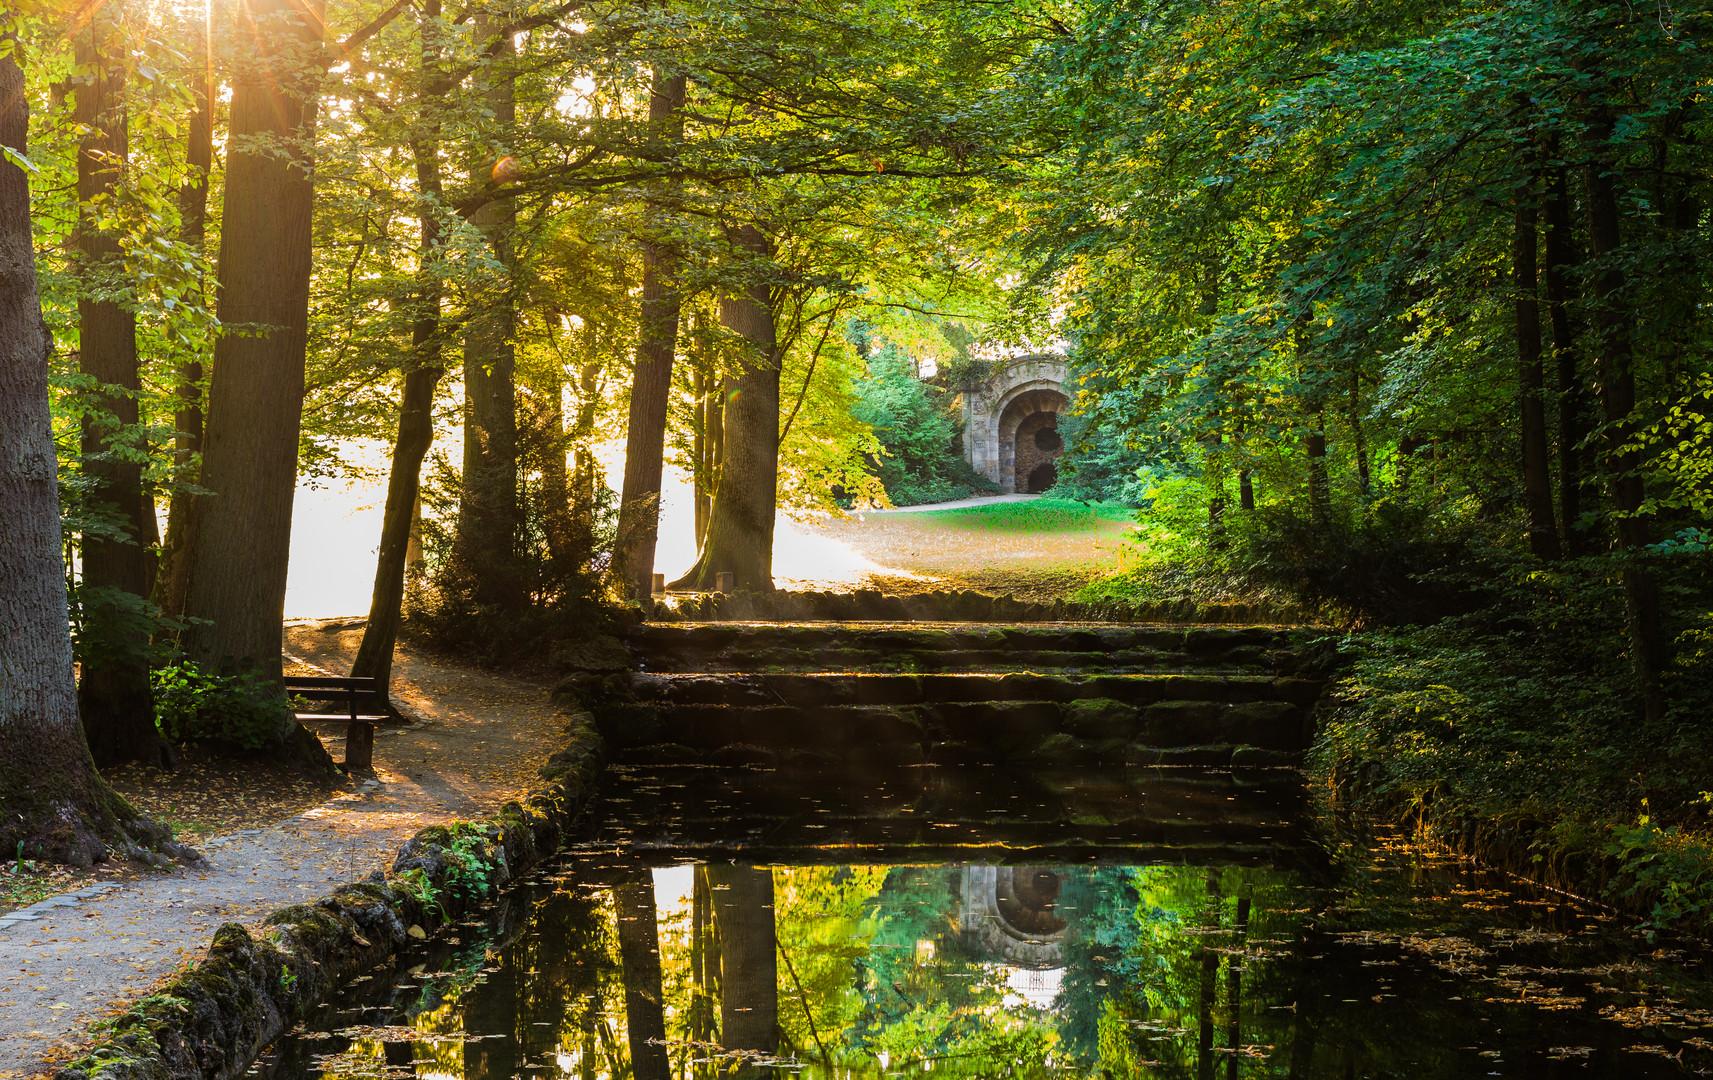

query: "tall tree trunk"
left=1396, top=434, right=1425, bottom=492
left=709, top=864, right=777, bottom=1059
left=540, top=364, right=577, bottom=565
left=1225, top=894, right=1250, bottom=1079
left=1305, top=419, right=1330, bottom=529
left=673, top=226, right=778, bottom=592
left=1196, top=872, right=1219, bottom=1080
left=1236, top=419, right=1254, bottom=511
left=614, top=68, right=688, bottom=598
left=352, top=7, right=447, bottom=696
left=1584, top=103, right=1666, bottom=722
left=0, top=45, right=170, bottom=865
left=181, top=0, right=324, bottom=750
left=154, top=0, right=214, bottom=622
left=691, top=864, right=720, bottom=1080
left=74, top=11, right=161, bottom=766
left=1542, top=154, right=1588, bottom=555
left=1514, top=175, right=1562, bottom=559
left=1348, top=366, right=1371, bottom=499
left=451, top=18, right=522, bottom=609
left=1205, top=427, right=1226, bottom=552
left=569, top=355, right=603, bottom=557
left=615, top=875, right=672, bottom=1080
left=693, top=363, right=710, bottom=547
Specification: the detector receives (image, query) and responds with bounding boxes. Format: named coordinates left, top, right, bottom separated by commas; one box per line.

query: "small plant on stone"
left=394, top=867, right=440, bottom=914
left=442, top=825, right=495, bottom=909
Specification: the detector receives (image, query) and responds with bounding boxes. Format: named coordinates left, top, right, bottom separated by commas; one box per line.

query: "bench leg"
left=345, top=720, right=375, bottom=770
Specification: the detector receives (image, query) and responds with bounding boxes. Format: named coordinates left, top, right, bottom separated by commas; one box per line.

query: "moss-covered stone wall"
left=53, top=711, right=606, bottom=1080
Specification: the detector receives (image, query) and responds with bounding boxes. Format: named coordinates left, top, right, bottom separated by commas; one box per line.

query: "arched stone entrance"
left=962, top=354, right=1070, bottom=494
left=1002, top=390, right=1068, bottom=493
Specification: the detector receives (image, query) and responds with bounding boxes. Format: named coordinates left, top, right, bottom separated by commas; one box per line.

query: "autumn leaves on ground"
left=0, top=623, right=569, bottom=1074
left=0, top=500, right=1132, bottom=1075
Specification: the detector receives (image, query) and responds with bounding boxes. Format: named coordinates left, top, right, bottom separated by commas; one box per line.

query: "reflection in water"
left=259, top=767, right=1713, bottom=1080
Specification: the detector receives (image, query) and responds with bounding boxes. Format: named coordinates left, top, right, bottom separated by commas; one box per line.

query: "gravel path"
left=0, top=625, right=565, bottom=1077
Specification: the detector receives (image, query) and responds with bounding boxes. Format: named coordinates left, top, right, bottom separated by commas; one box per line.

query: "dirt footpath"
left=0, top=623, right=567, bottom=1077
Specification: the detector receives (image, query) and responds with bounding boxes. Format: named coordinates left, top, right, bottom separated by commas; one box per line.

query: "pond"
left=256, top=762, right=1713, bottom=1079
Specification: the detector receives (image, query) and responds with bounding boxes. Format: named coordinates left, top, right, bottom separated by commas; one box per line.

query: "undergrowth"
left=1078, top=480, right=1713, bottom=932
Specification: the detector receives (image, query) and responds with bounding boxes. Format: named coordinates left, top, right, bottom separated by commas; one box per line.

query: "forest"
left=0, top=0, right=1711, bottom=927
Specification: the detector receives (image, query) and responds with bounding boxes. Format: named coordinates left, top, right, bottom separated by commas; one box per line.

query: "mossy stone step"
left=596, top=697, right=1312, bottom=759
left=626, top=621, right=1319, bottom=675
left=629, top=671, right=1323, bottom=708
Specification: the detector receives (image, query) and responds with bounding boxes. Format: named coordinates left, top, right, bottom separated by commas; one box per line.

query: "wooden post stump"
left=345, top=719, right=375, bottom=770
left=715, top=571, right=733, bottom=593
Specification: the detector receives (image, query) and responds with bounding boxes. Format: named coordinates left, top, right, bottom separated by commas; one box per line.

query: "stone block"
left=595, top=703, right=666, bottom=749
left=1134, top=745, right=1235, bottom=768
left=1272, top=677, right=1326, bottom=706
left=1032, top=732, right=1101, bottom=766
left=550, top=634, right=633, bottom=675
left=1230, top=746, right=1303, bottom=769
left=708, top=743, right=777, bottom=767
left=1219, top=701, right=1304, bottom=751
left=1141, top=700, right=1225, bottom=745
left=1062, top=698, right=1139, bottom=741
left=624, top=743, right=704, bottom=765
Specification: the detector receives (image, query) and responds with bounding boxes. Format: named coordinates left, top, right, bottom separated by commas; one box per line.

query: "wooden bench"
left=284, top=675, right=388, bottom=770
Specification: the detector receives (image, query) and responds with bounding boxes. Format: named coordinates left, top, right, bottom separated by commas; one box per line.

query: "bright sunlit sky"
left=283, top=440, right=889, bottom=618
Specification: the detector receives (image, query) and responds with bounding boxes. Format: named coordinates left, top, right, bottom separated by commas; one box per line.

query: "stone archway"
left=962, top=355, right=1071, bottom=493
left=1001, top=390, right=1069, bottom=493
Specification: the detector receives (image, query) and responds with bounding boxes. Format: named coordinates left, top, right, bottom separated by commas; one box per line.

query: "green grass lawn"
left=906, top=498, right=1135, bottom=533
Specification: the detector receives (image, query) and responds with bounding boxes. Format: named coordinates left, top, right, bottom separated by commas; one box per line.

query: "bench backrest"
left=284, top=676, right=381, bottom=696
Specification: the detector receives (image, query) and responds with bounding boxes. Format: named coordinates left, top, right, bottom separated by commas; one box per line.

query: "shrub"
left=152, top=661, right=289, bottom=750
left=852, top=344, right=996, bottom=506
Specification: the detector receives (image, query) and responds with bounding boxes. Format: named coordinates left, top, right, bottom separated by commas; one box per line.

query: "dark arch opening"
left=1034, top=426, right=1062, bottom=452
left=1026, top=461, right=1058, bottom=494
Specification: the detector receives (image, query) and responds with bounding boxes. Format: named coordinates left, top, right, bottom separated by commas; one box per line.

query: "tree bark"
left=1205, top=428, right=1226, bottom=552
left=450, top=18, right=522, bottom=610
left=693, top=363, right=710, bottom=546
left=1583, top=103, right=1667, bottom=722
left=1514, top=174, right=1562, bottom=559
left=1225, top=895, right=1249, bottom=1080
left=1196, top=872, right=1218, bottom=1080
left=708, top=864, right=778, bottom=1059
left=539, top=363, right=577, bottom=566
left=181, top=0, right=324, bottom=748
left=614, top=68, right=688, bottom=598
left=673, top=226, right=778, bottom=592
left=1348, top=366, right=1371, bottom=499
left=0, top=45, right=171, bottom=866
left=352, top=4, right=447, bottom=696
left=74, top=12, right=162, bottom=766
left=1542, top=154, right=1589, bottom=555
left=154, top=0, right=214, bottom=621
left=615, top=875, right=672, bottom=1080
left=1305, top=421, right=1330, bottom=529
left=569, top=355, right=604, bottom=557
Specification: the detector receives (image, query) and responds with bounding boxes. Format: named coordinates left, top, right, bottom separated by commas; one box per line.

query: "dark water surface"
left=257, top=763, right=1713, bottom=1079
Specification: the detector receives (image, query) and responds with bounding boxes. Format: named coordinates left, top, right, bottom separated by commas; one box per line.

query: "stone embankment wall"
left=649, top=588, right=1308, bottom=625
left=586, top=622, right=1332, bottom=772
left=54, top=712, right=608, bottom=1080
